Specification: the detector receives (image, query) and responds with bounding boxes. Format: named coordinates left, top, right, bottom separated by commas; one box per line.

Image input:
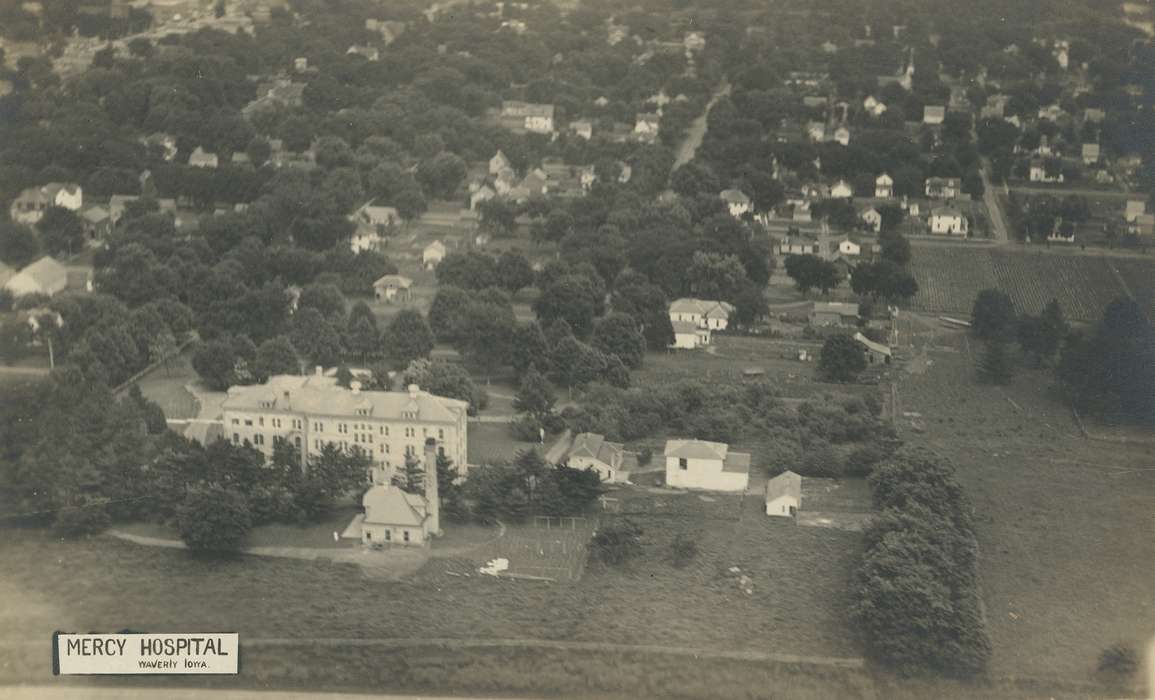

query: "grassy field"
left=896, top=348, right=1155, bottom=682
left=466, top=422, right=540, bottom=465
left=907, top=245, right=1155, bottom=321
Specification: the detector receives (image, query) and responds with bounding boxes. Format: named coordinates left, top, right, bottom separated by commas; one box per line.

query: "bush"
left=590, top=519, right=643, bottom=566
left=797, top=443, right=843, bottom=477
left=845, top=443, right=887, bottom=477
left=53, top=497, right=112, bottom=537
left=1097, top=643, right=1139, bottom=685
left=669, top=532, right=698, bottom=568
left=509, top=415, right=543, bottom=443
left=637, top=447, right=653, bottom=466
left=177, top=487, right=252, bottom=553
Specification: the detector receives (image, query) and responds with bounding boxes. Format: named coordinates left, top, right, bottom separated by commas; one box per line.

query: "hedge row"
left=852, top=447, right=991, bottom=678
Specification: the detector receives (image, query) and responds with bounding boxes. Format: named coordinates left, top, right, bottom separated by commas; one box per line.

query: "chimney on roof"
left=350, top=381, right=361, bottom=394
left=424, top=438, right=440, bottom=537
left=315, top=366, right=323, bottom=377
left=407, top=384, right=419, bottom=399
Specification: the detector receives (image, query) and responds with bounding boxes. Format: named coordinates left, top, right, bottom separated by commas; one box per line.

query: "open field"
left=895, top=349, right=1155, bottom=681
left=908, top=245, right=1155, bottom=320
left=466, top=422, right=540, bottom=465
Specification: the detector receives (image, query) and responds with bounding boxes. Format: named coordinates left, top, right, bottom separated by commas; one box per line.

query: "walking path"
left=672, top=78, right=731, bottom=170
left=980, top=159, right=1011, bottom=244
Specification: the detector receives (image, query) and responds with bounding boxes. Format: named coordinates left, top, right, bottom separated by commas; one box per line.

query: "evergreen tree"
left=393, top=453, right=424, bottom=494
left=978, top=340, right=1015, bottom=385
left=345, top=301, right=380, bottom=360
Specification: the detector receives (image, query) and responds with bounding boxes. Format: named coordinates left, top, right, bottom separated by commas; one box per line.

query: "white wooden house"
left=664, top=439, right=750, bottom=492
left=765, top=471, right=801, bottom=517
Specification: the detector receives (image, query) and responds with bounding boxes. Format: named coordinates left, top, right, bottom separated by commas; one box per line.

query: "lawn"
left=466, top=422, right=540, bottom=466
left=896, top=349, right=1155, bottom=681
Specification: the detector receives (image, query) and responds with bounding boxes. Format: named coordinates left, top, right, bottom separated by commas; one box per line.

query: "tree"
left=591, top=312, right=646, bottom=369
left=416, top=152, right=466, bottom=199
left=819, top=335, right=867, bottom=383
left=38, top=207, right=85, bottom=256
left=496, top=251, right=534, bottom=293
left=977, top=340, right=1015, bottom=385
left=1097, top=643, right=1139, bottom=687
left=435, top=252, right=499, bottom=290
left=295, top=444, right=371, bottom=520
left=879, top=234, right=911, bottom=266
left=403, top=359, right=488, bottom=415
left=0, top=222, right=41, bottom=267
left=510, top=321, right=550, bottom=377
left=590, top=519, right=643, bottom=565
left=344, top=301, right=380, bottom=361
left=192, top=338, right=238, bottom=390
left=612, top=279, right=675, bottom=351
left=177, top=487, right=252, bottom=552
left=383, top=309, right=435, bottom=369
left=784, top=254, right=841, bottom=295
left=533, top=274, right=605, bottom=337
left=971, top=289, right=1016, bottom=341
left=686, top=251, right=747, bottom=299
left=427, top=286, right=472, bottom=342
left=453, top=302, right=515, bottom=379
left=1058, top=298, right=1155, bottom=422
left=513, top=365, right=555, bottom=421
left=478, top=198, right=518, bottom=237
left=298, top=283, right=347, bottom=325
left=53, top=496, right=112, bottom=537
left=254, top=336, right=299, bottom=381
left=851, top=261, right=918, bottom=302
left=393, top=454, right=424, bottom=494
left=290, top=308, right=343, bottom=368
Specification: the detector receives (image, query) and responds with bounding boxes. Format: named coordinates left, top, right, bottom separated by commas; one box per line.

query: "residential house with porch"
left=929, top=206, right=968, bottom=236
left=373, top=274, right=412, bottom=303
left=566, top=432, right=632, bottom=483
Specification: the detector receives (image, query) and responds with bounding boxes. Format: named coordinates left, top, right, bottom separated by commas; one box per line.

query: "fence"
left=487, top=515, right=596, bottom=582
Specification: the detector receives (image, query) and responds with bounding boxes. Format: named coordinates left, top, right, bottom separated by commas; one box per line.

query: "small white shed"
left=765, top=470, right=801, bottom=517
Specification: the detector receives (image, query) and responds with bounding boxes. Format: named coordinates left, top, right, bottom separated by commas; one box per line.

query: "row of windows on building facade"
left=230, top=416, right=441, bottom=442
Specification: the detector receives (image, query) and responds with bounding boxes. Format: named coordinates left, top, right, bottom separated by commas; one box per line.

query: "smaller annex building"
left=765, top=470, right=801, bottom=517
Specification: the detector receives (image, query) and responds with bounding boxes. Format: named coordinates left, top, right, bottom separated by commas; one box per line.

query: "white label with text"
left=55, top=633, right=239, bottom=674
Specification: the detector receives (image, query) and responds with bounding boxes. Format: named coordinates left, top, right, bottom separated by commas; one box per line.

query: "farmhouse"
left=854, top=332, right=892, bottom=364
left=925, top=177, right=960, bottom=199
left=929, top=206, right=968, bottom=236
left=373, top=274, right=412, bottom=303
left=223, top=373, right=468, bottom=483
left=863, top=95, right=886, bottom=116
left=862, top=207, right=882, bottom=233
left=669, top=298, right=734, bottom=331
left=833, top=126, right=850, bottom=146
left=9, top=183, right=82, bottom=224
left=665, top=439, right=750, bottom=492
left=720, top=189, right=751, bottom=218
left=810, top=301, right=859, bottom=327
left=423, top=240, right=447, bottom=269
left=4, top=256, right=68, bottom=298
left=765, top=471, right=801, bottom=517
left=874, top=173, right=894, bottom=199
left=567, top=432, right=631, bottom=483
left=569, top=120, right=593, bottom=140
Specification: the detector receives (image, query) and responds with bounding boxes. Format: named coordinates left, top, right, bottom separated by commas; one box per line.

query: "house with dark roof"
left=810, top=301, right=859, bottom=327
left=925, top=177, right=961, bottom=199
left=664, top=439, right=750, bottom=492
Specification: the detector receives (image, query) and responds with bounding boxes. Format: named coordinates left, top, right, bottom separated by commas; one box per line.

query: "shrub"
left=53, top=497, right=112, bottom=537
left=1097, top=643, right=1139, bottom=685
left=637, top=447, right=653, bottom=466
left=797, top=443, right=843, bottom=477
left=509, top=415, right=543, bottom=443
left=177, top=487, right=252, bottom=553
left=845, top=443, right=887, bottom=477
left=590, top=519, right=643, bottom=566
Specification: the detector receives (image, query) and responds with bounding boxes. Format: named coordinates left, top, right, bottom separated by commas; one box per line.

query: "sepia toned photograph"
left=0, top=0, right=1153, bottom=698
